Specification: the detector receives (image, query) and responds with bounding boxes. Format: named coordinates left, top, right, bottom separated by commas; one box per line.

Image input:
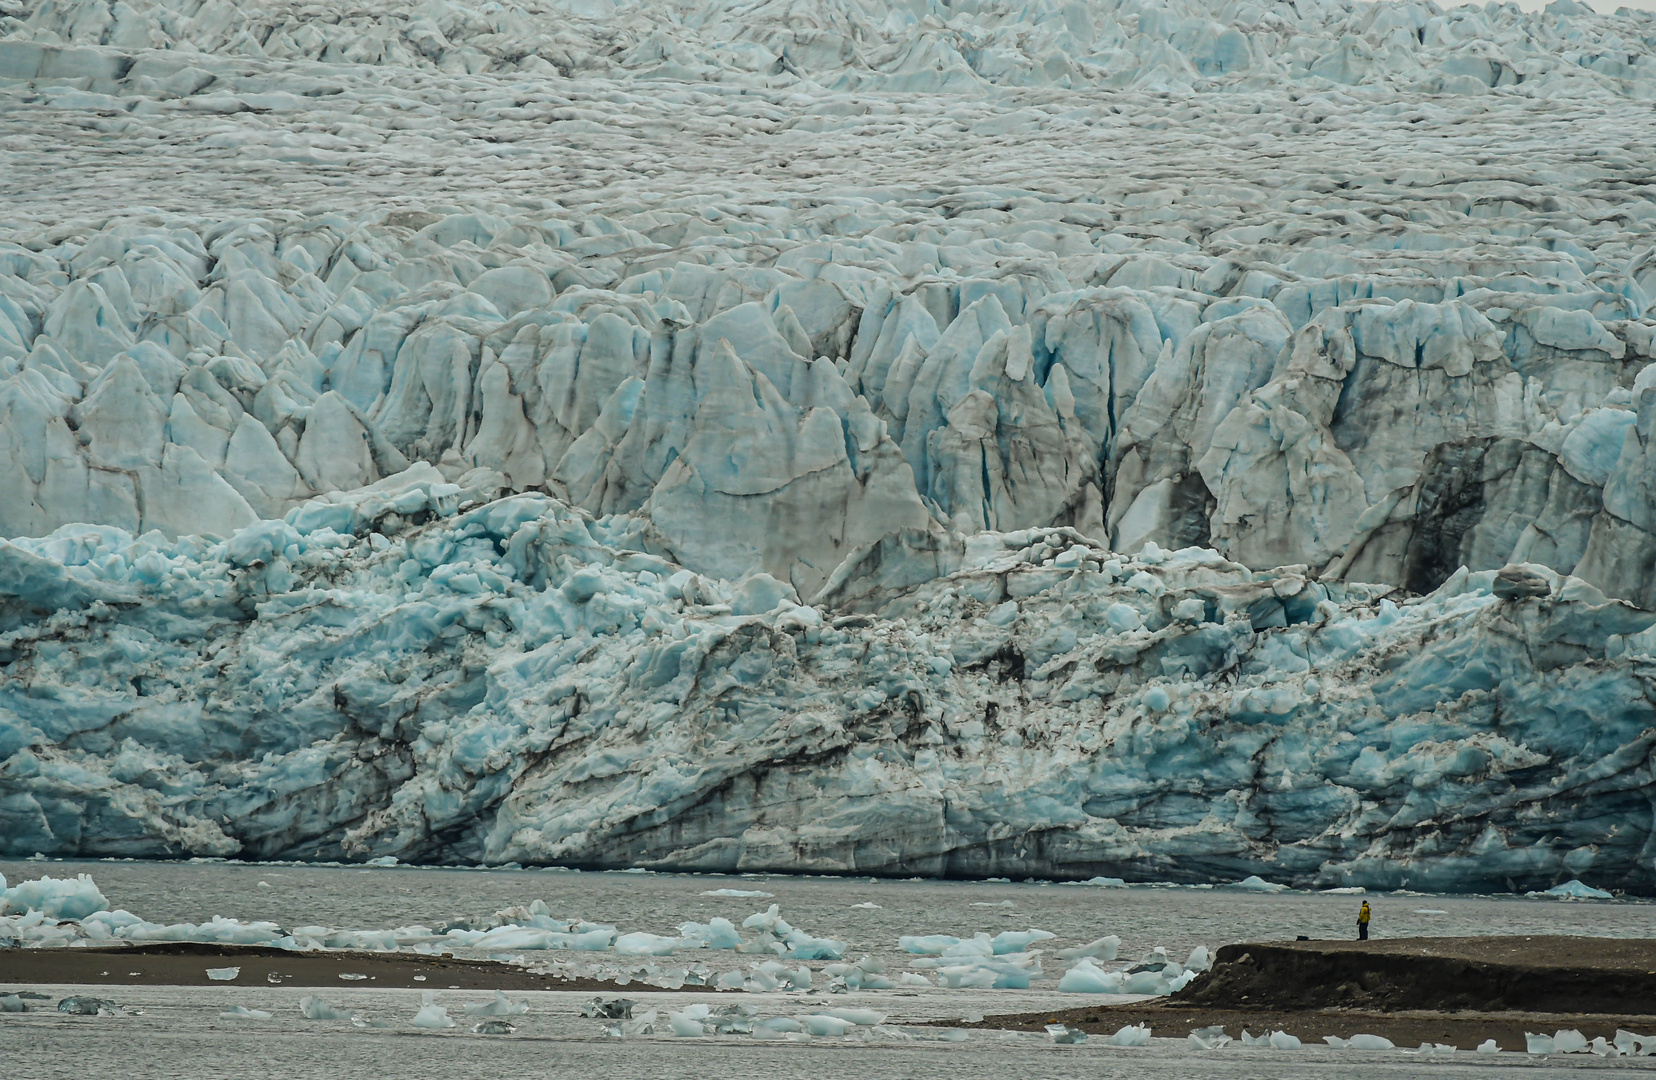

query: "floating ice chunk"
left=938, top=1029, right=968, bottom=1042
left=205, top=967, right=240, bottom=981
left=412, top=1003, right=456, bottom=1029
left=1551, top=1029, right=1588, bottom=1054
left=1046, top=1023, right=1087, bottom=1044
left=1614, top=1030, right=1656, bottom=1055
left=338, top=974, right=367, bottom=981
left=1476, top=1039, right=1500, bottom=1053
left=463, top=991, right=528, bottom=1017
left=668, top=1011, right=705, bottom=1037
left=299, top=996, right=353, bottom=1021
left=1270, top=1031, right=1302, bottom=1050
left=1241, top=1029, right=1266, bottom=1045
left=821, top=1008, right=886, bottom=1027
left=752, top=1025, right=786, bottom=1041
left=677, top=917, right=743, bottom=949
left=0, top=995, right=28, bottom=1013
left=472, top=1019, right=515, bottom=1035
left=614, top=932, right=682, bottom=956
left=851, top=902, right=880, bottom=909
left=58, top=996, right=122, bottom=1016
left=803, top=1015, right=857, bottom=1037
left=1107, top=1024, right=1151, bottom=1047
left=1057, top=936, right=1121, bottom=961
left=700, top=889, right=773, bottom=898
left=899, top=934, right=961, bottom=955
left=1347, top=1034, right=1396, bottom=1050
left=1057, top=957, right=1125, bottom=994
left=1189, top=1025, right=1231, bottom=1049
left=1079, top=877, right=1126, bottom=887
left=1529, top=880, right=1614, bottom=900
left=759, top=1017, right=802, bottom=1033
left=1414, top=909, right=1448, bottom=915
left=1184, top=946, right=1211, bottom=972
left=581, top=998, right=634, bottom=1019
left=1526, top=1032, right=1555, bottom=1055
left=898, top=972, right=932, bottom=987
left=621, top=1010, right=657, bottom=1036
left=2, top=874, right=109, bottom=920
left=990, top=928, right=1055, bottom=954
left=364, top=856, right=399, bottom=867
left=1232, top=876, right=1289, bottom=893
left=219, top=1006, right=271, bottom=1019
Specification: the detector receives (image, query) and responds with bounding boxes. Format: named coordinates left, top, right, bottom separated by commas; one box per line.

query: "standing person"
left=1357, top=900, right=1371, bottom=940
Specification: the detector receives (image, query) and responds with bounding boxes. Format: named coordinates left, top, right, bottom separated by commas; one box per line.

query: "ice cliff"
left=2, top=0, right=1656, bottom=890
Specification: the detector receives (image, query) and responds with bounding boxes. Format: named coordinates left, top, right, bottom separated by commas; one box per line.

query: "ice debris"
left=299, top=996, right=353, bottom=1021
left=57, top=996, right=122, bottom=1016
left=462, top=991, right=528, bottom=1017
left=205, top=967, right=240, bottom=981
left=1529, top=880, right=1615, bottom=900
left=220, top=1006, right=272, bottom=1020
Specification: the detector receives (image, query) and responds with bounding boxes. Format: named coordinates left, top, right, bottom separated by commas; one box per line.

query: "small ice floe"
left=205, top=967, right=240, bottom=981
left=1106, top=1024, right=1151, bottom=1047
left=1410, top=1042, right=1456, bottom=1055
left=1320, top=887, right=1365, bottom=895
left=464, top=991, right=528, bottom=1017
left=1527, top=880, right=1614, bottom=900
left=299, top=996, right=353, bottom=1021
left=338, top=973, right=368, bottom=981
left=1413, top=909, right=1448, bottom=915
left=602, top=1009, right=657, bottom=1037
left=1232, top=876, right=1289, bottom=893
left=1615, top=1030, right=1656, bottom=1055
left=1055, top=936, right=1121, bottom=962
left=57, top=997, right=123, bottom=1017
left=802, top=1014, right=858, bottom=1037
left=668, top=1005, right=710, bottom=1037
left=352, top=1016, right=394, bottom=1029
left=411, top=993, right=456, bottom=1029
left=937, top=1029, right=968, bottom=1042
left=581, top=997, right=634, bottom=1019
left=1526, top=1029, right=1589, bottom=1054
left=850, top=902, right=880, bottom=909
left=1324, top=1033, right=1395, bottom=1050
left=676, top=916, right=742, bottom=949
left=1, top=995, right=29, bottom=1013
left=1241, top=1030, right=1301, bottom=1049
left=1045, top=1023, right=1087, bottom=1044
left=1188, top=1025, right=1231, bottom=1049
left=472, top=1019, right=516, bottom=1035
left=700, top=889, right=773, bottom=899
left=1476, top=1039, right=1500, bottom=1053
left=220, top=1006, right=272, bottom=1019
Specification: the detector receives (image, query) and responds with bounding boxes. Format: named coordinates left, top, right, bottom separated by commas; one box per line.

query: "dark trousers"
left=1358, top=923, right=1368, bottom=940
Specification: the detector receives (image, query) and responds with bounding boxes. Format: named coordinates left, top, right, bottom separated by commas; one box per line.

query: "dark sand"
left=975, top=936, right=1656, bottom=1050
left=0, top=941, right=705, bottom=992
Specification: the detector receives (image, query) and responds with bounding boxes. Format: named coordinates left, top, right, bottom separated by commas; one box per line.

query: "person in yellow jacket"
left=1357, top=900, right=1371, bottom=940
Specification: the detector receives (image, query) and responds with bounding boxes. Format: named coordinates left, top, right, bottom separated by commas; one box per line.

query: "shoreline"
left=0, top=942, right=704, bottom=993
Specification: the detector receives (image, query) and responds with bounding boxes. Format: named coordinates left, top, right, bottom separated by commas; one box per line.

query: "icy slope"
left=3, top=471, right=1654, bottom=892
left=2, top=1, right=1656, bottom=598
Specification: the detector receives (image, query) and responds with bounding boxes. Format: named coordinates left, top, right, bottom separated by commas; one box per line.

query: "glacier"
left=2, top=0, right=1656, bottom=891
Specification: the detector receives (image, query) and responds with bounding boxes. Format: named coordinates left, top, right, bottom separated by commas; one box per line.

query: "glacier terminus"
left=1, top=0, right=1656, bottom=893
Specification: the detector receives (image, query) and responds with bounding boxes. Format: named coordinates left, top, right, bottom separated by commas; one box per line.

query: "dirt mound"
left=1174, top=936, right=1656, bottom=1014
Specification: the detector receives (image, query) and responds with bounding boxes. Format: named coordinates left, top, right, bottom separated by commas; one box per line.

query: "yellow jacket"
left=1357, top=902, right=1371, bottom=924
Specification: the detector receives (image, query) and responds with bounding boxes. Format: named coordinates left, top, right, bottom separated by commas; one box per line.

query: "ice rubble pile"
left=4, top=0, right=1654, bottom=99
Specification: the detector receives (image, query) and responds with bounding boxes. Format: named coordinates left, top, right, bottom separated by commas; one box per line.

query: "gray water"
left=4, top=858, right=1651, bottom=966
left=7, top=860, right=1656, bottom=1079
